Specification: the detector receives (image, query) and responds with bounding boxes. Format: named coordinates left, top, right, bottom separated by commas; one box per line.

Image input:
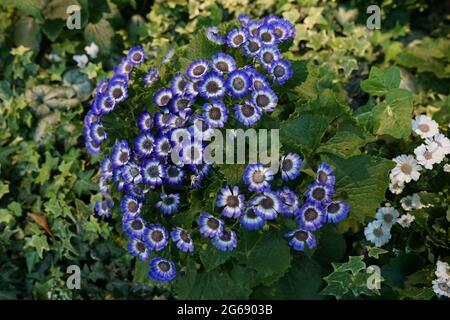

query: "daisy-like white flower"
left=217, top=186, right=245, bottom=218
left=436, top=261, right=450, bottom=280
left=396, top=213, right=415, bottom=228
left=400, top=193, right=423, bottom=211
left=375, top=206, right=400, bottom=228
left=390, top=154, right=422, bottom=184
left=432, top=278, right=450, bottom=298
left=243, top=163, right=274, bottom=192
left=427, top=133, right=450, bottom=155
left=412, top=115, right=439, bottom=139
left=280, top=153, right=302, bottom=181
left=414, top=142, right=444, bottom=170
left=73, top=54, right=88, bottom=68
left=389, top=178, right=405, bottom=195
left=84, top=42, right=99, bottom=59
left=364, top=220, right=391, bottom=247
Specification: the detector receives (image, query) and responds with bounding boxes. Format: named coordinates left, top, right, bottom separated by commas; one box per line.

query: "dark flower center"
left=260, top=196, right=274, bottom=209
left=261, top=32, right=272, bottom=43
left=144, top=117, right=151, bottom=128
left=163, top=196, right=175, bottom=206
left=206, top=80, right=220, bottom=93
left=97, top=126, right=105, bottom=137
left=127, top=201, right=138, bottom=213
left=177, top=98, right=189, bottom=110
left=256, top=94, right=270, bottom=107
left=180, top=230, right=190, bottom=242
left=327, top=203, right=340, bottom=214
left=318, top=171, right=328, bottom=183
left=304, top=208, right=318, bottom=221
left=136, top=241, right=146, bottom=253
left=274, top=65, right=286, bottom=77
left=125, top=64, right=132, bottom=72
left=373, top=227, right=383, bottom=237
left=215, top=62, right=229, bottom=72
left=220, top=229, right=232, bottom=241
left=232, top=77, right=245, bottom=90
left=101, top=202, right=108, bottom=210
left=113, top=88, right=123, bottom=99
left=167, top=166, right=179, bottom=177
left=160, top=95, right=170, bottom=105
left=158, top=261, right=170, bottom=272
left=254, top=80, right=264, bottom=90
left=294, top=230, right=308, bottom=241
left=119, top=151, right=129, bottom=163
left=131, top=219, right=143, bottom=230
left=233, top=34, right=244, bottom=45
left=132, top=52, right=142, bottom=61
left=384, top=214, right=393, bottom=223
left=193, top=65, right=206, bottom=76
left=151, top=230, right=164, bottom=242
left=242, top=103, right=255, bottom=117
left=263, top=52, right=274, bottom=63
left=246, top=208, right=257, bottom=219
left=248, top=41, right=260, bottom=52
left=274, top=28, right=283, bottom=38
left=207, top=217, right=219, bottom=230
left=252, top=171, right=265, bottom=183
left=282, top=158, right=293, bottom=171
left=161, top=141, right=171, bottom=153
left=226, top=195, right=239, bottom=207
left=143, top=138, right=153, bottom=150
left=209, top=107, right=222, bottom=120
left=312, top=188, right=325, bottom=200
left=147, top=165, right=160, bottom=177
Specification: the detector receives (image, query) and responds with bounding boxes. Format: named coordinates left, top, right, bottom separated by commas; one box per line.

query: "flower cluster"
left=83, top=15, right=349, bottom=282
left=432, top=261, right=450, bottom=298
left=205, top=14, right=295, bottom=85
left=389, top=115, right=450, bottom=194
left=364, top=205, right=399, bottom=247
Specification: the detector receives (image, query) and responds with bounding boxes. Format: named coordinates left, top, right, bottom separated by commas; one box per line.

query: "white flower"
left=397, top=213, right=415, bottom=228
left=436, top=261, right=450, bottom=280
left=412, top=115, right=439, bottom=139
left=427, top=133, right=450, bottom=155
left=444, top=164, right=450, bottom=173
left=364, top=220, right=392, bottom=247
left=73, top=54, right=88, bottom=68
left=390, top=154, right=422, bottom=184
left=48, top=53, right=61, bottom=63
left=432, top=278, right=450, bottom=298
left=400, top=193, right=422, bottom=211
left=389, top=178, right=405, bottom=195
left=84, top=42, right=99, bottom=59
left=375, top=206, right=399, bottom=227
left=414, top=142, right=444, bottom=170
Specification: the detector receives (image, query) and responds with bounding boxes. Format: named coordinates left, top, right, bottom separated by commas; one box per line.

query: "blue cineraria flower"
left=271, top=19, right=295, bottom=41
left=112, top=140, right=131, bottom=168
left=198, top=212, right=224, bottom=238
left=247, top=71, right=269, bottom=91
left=180, top=141, right=204, bottom=165
left=234, top=101, right=262, bottom=125
left=296, top=201, right=325, bottom=231
left=243, top=163, right=274, bottom=192
left=141, top=158, right=165, bottom=186
left=153, top=88, right=173, bottom=107
left=285, top=228, right=316, bottom=251
left=242, top=36, right=262, bottom=57
left=325, top=200, right=349, bottom=223
left=169, top=95, right=192, bottom=114
left=205, top=26, right=226, bottom=45
left=127, top=46, right=145, bottom=66
left=264, top=15, right=280, bottom=25
left=107, top=80, right=128, bottom=104
left=89, top=121, right=108, bottom=144
left=316, top=162, right=336, bottom=186
left=252, top=87, right=278, bottom=112
left=154, top=111, right=175, bottom=131
left=203, top=100, right=228, bottom=127
left=122, top=162, right=143, bottom=184
left=95, top=78, right=109, bottom=96
left=144, top=67, right=159, bottom=85
left=258, top=45, right=280, bottom=68
left=100, top=156, right=113, bottom=179
left=237, top=13, right=250, bottom=27
left=169, top=127, right=191, bottom=147
left=162, top=46, right=175, bottom=64
left=211, top=53, right=236, bottom=74
left=170, top=72, right=188, bottom=96
left=125, top=184, right=148, bottom=202
left=96, top=94, right=115, bottom=114
left=120, top=194, right=142, bottom=218
left=227, top=28, right=249, bottom=48
left=280, top=152, right=302, bottom=181
left=144, top=224, right=169, bottom=251
left=192, top=163, right=212, bottom=177
left=133, top=132, right=154, bottom=158
left=276, top=186, right=300, bottom=217
left=155, top=193, right=180, bottom=215
left=247, top=20, right=263, bottom=37
left=269, top=59, right=293, bottom=84
left=186, top=60, right=210, bottom=80
left=110, top=73, right=129, bottom=85
left=171, top=227, right=194, bottom=253
left=257, top=24, right=278, bottom=46
left=240, top=207, right=265, bottom=230
left=226, top=70, right=250, bottom=98
left=123, top=216, right=146, bottom=238
left=95, top=199, right=111, bottom=217
left=148, top=257, right=176, bottom=282
left=212, top=228, right=237, bottom=251
left=305, top=182, right=335, bottom=204
left=137, top=111, right=153, bottom=133
left=115, top=57, right=133, bottom=76
left=185, top=80, right=200, bottom=98
left=153, top=134, right=172, bottom=159
left=84, top=110, right=99, bottom=128
left=98, top=176, right=109, bottom=192
left=250, top=191, right=281, bottom=220
left=217, top=186, right=245, bottom=218
left=128, top=238, right=151, bottom=261
left=198, top=72, right=226, bottom=99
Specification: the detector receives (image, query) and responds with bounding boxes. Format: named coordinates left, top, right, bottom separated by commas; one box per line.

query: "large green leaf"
left=13, top=16, right=41, bottom=55
left=321, top=154, right=394, bottom=223
left=199, top=247, right=233, bottom=272
left=84, top=19, right=114, bottom=53
left=360, top=66, right=401, bottom=96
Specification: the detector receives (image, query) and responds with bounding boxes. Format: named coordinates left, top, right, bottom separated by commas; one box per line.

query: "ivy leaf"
left=367, top=246, right=388, bottom=259
left=360, top=66, right=401, bottom=96
left=332, top=256, right=366, bottom=275
left=199, top=247, right=233, bottom=272
left=322, top=154, right=394, bottom=223
left=73, top=169, right=98, bottom=196
left=0, top=181, right=9, bottom=200
left=372, top=88, right=413, bottom=140
left=25, top=234, right=50, bottom=259
left=36, top=151, right=59, bottom=185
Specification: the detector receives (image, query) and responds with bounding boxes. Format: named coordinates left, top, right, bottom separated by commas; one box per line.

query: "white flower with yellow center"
left=436, top=261, right=450, bottom=280
left=400, top=193, right=423, bottom=211
left=397, top=213, right=415, bottom=228
left=390, top=154, right=422, bottom=184
left=414, top=141, right=444, bottom=170
left=412, top=115, right=439, bottom=139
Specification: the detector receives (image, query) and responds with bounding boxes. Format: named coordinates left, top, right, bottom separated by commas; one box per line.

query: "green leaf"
left=42, top=19, right=65, bottom=41
left=179, top=31, right=220, bottom=70
left=25, top=234, right=50, bottom=259
left=133, top=260, right=149, bottom=283
left=367, top=247, right=388, bottom=259
left=36, top=151, right=59, bottom=185
left=13, top=0, right=44, bottom=21
left=84, top=19, right=114, bottom=53
left=372, top=88, right=413, bottom=140
left=322, top=154, right=394, bottom=223
left=0, top=181, right=9, bottom=200
left=360, top=66, right=401, bottom=96
left=73, top=169, right=98, bottom=196
left=333, top=256, right=366, bottom=275
left=199, top=247, right=232, bottom=272
left=280, top=114, right=330, bottom=151
left=219, top=164, right=245, bottom=186
left=381, top=253, right=424, bottom=288
left=42, top=0, right=80, bottom=20
left=13, top=16, right=41, bottom=55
